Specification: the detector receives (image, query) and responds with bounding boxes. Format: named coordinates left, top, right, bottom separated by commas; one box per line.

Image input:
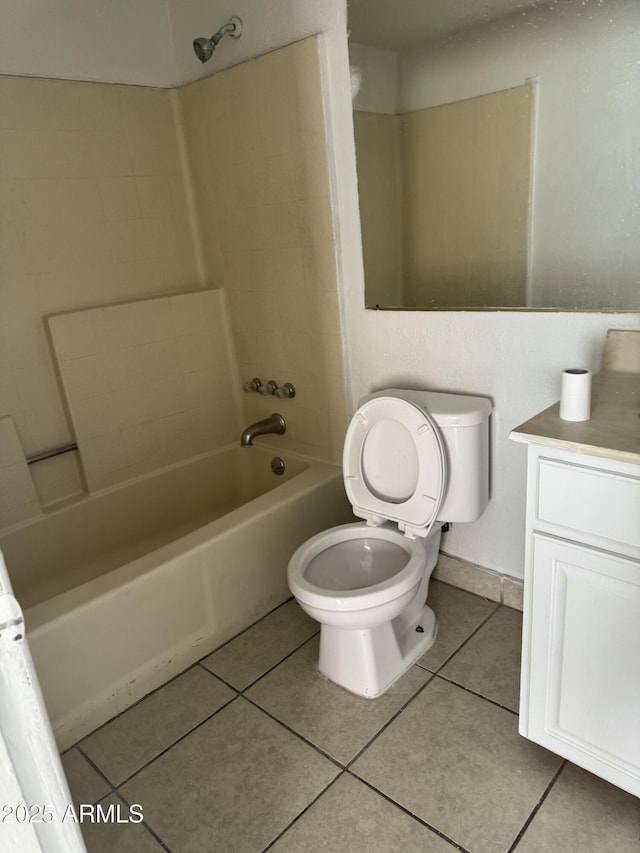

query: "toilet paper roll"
left=559, top=368, right=592, bottom=421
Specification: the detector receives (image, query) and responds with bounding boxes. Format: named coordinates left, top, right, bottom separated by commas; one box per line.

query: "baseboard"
left=434, top=552, right=524, bottom=611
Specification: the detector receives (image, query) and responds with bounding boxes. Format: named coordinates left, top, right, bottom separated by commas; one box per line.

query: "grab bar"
left=26, top=443, right=78, bottom=465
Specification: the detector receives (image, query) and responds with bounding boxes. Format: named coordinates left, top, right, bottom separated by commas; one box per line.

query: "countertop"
left=510, top=369, right=640, bottom=465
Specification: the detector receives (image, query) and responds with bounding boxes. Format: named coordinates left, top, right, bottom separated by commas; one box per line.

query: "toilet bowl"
left=289, top=520, right=442, bottom=697
left=288, top=388, right=491, bottom=698
left=290, top=522, right=433, bottom=627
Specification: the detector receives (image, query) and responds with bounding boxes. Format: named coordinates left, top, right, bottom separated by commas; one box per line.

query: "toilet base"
left=318, top=604, right=437, bottom=698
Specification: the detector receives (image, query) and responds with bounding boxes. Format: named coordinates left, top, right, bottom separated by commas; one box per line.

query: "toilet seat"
left=343, top=396, right=447, bottom=538
left=290, top=523, right=427, bottom=614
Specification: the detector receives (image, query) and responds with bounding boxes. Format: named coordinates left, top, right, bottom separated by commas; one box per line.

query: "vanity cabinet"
left=516, top=443, right=640, bottom=797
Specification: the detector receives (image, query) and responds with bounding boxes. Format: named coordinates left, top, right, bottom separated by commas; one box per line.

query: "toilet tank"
left=362, top=389, right=492, bottom=523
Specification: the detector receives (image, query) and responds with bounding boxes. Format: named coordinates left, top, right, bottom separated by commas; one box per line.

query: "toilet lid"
left=343, top=396, right=446, bottom=538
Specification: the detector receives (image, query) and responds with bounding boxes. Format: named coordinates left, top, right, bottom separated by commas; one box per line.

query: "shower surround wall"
left=48, top=290, right=239, bottom=491
left=353, top=83, right=532, bottom=309
left=178, top=38, right=348, bottom=462
left=0, top=76, right=201, bottom=507
left=0, top=36, right=347, bottom=512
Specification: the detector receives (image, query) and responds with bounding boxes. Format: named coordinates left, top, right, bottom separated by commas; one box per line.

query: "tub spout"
left=240, top=413, right=286, bottom=447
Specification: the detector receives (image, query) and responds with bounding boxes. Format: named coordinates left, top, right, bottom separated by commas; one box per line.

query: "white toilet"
left=288, top=388, right=492, bottom=698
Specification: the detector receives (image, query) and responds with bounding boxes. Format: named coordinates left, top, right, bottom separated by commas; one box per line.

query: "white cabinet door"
left=526, top=533, right=640, bottom=797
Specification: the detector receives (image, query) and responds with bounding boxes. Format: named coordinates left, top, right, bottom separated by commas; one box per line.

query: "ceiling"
left=347, top=0, right=556, bottom=49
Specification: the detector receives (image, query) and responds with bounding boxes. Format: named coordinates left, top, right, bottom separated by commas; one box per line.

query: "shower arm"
left=211, top=21, right=238, bottom=45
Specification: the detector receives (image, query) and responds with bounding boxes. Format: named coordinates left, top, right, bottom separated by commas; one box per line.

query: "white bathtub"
left=0, top=446, right=351, bottom=750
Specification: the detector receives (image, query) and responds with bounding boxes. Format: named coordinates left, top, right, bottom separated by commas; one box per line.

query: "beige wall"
left=0, top=417, right=41, bottom=528
left=0, top=36, right=347, bottom=520
left=179, top=38, right=348, bottom=462
left=0, top=76, right=200, bottom=506
left=48, top=290, right=239, bottom=491
left=354, top=86, right=532, bottom=309
left=353, top=111, right=403, bottom=306
left=402, top=86, right=532, bottom=308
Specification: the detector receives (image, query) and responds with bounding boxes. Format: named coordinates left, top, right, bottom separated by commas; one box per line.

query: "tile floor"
left=61, top=580, right=640, bottom=853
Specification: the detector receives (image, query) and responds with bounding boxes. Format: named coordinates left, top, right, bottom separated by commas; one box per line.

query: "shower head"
left=193, top=16, right=242, bottom=63
left=193, top=37, right=215, bottom=64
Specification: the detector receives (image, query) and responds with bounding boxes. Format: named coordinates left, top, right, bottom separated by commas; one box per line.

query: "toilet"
left=288, top=388, right=492, bottom=698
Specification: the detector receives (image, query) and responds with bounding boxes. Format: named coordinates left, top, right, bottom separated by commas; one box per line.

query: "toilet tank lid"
left=362, top=389, right=492, bottom=428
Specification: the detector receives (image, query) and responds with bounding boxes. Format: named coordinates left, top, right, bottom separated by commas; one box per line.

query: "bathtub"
left=0, top=446, right=351, bottom=750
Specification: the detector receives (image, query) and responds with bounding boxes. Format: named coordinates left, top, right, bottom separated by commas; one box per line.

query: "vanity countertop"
left=510, top=369, right=640, bottom=465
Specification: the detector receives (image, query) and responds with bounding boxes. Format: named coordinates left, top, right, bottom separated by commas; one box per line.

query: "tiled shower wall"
left=49, top=290, right=239, bottom=491
left=178, top=38, right=349, bottom=462
left=0, top=36, right=347, bottom=514
left=0, top=76, right=200, bottom=506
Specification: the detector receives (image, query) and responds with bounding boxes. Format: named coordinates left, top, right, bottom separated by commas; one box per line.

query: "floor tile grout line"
left=345, top=672, right=439, bottom=769
left=74, top=745, right=120, bottom=800
left=201, top=628, right=321, bottom=694
left=242, top=664, right=510, bottom=784
left=242, top=667, right=482, bottom=778
left=69, top=628, right=321, bottom=797
left=342, top=598, right=507, bottom=768
left=342, top=602, right=510, bottom=770
left=259, top=772, right=346, bottom=852
left=506, top=760, right=567, bottom=853
left=68, top=764, right=174, bottom=853
left=198, top=596, right=298, bottom=657
left=241, top=693, right=346, bottom=770
left=114, top=788, right=174, bottom=853
left=347, top=772, right=471, bottom=852
left=66, top=659, right=236, bottom=756
left=344, top=663, right=518, bottom=774
left=64, top=665, right=203, bottom=754
left=97, top=693, right=240, bottom=789
left=433, top=672, right=520, bottom=717
left=196, top=660, right=240, bottom=692
left=79, top=688, right=345, bottom=850
left=416, top=601, right=503, bottom=679
left=240, top=631, right=320, bottom=691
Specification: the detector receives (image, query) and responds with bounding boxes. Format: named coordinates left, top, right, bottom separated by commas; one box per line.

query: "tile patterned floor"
left=61, top=582, right=640, bottom=853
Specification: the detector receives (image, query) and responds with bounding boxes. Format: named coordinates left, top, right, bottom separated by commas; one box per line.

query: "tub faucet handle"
left=258, top=380, right=278, bottom=396
left=243, top=378, right=262, bottom=392
left=274, top=382, right=296, bottom=399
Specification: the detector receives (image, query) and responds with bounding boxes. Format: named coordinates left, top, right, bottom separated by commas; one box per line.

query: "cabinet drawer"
left=537, top=458, right=640, bottom=549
